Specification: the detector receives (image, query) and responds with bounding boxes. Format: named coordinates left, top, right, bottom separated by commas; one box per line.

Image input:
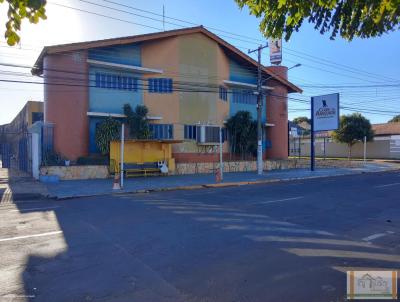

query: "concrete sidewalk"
left=0, top=166, right=48, bottom=204
left=45, top=162, right=400, bottom=199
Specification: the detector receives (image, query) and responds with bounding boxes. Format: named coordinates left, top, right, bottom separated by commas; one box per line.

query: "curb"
left=49, top=167, right=400, bottom=200
left=1, top=192, right=48, bottom=202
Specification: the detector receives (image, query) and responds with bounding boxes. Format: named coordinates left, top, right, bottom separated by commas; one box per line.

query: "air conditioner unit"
left=196, top=125, right=206, bottom=144
left=196, top=125, right=220, bottom=144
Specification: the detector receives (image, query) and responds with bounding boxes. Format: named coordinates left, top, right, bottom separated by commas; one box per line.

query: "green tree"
left=123, top=104, right=150, bottom=139
left=332, top=113, right=374, bottom=159
left=235, top=0, right=400, bottom=41
left=95, top=117, right=121, bottom=155
left=226, top=111, right=257, bottom=158
left=1, top=0, right=47, bottom=46
left=292, top=116, right=311, bottom=125
left=388, top=115, right=400, bottom=123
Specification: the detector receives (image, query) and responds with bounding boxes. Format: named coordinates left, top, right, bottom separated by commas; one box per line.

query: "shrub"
left=76, top=156, right=109, bottom=166
left=95, top=117, right=121, bottom=155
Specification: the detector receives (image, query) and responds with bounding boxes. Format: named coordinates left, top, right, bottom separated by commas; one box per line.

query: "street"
left=1, top=171, right=400, bottom=301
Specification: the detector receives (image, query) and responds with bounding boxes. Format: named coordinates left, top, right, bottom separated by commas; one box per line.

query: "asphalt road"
left=1, top=171, right=400, bottom=301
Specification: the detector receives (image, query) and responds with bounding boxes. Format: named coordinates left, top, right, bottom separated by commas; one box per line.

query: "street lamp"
left=261, top=63, right=301, bottom=85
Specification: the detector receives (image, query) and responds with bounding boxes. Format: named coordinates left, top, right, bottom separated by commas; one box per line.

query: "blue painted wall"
left=88, top=66, right=143, bottom=114
left=229, top=60, right=257, bottom=84
left=89, top=117, right=102, bottom=153
left=88, top=44, right=141, bottom=66
left=228, top=59, right=266, bottom=123
left=88, top=44, right=144, bottom=153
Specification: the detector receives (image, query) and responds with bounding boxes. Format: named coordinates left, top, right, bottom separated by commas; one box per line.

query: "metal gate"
left=1, top=143, right=11, bottom=168
left=18, top=134, right=32, bottom=173
left=0, top=132, right=32, bottom=175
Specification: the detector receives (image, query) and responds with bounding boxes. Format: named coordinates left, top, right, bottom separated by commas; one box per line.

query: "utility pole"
left=162, top=5, right=165, bottom=31
left=248, top=44, right=268, bottom=175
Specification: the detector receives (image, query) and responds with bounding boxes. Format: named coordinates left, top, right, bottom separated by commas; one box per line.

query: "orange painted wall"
left=141, top=33, right=231, bottom=154
left=141, top=36, right=180, bottom=134
left=44, top=51, right=89, bottom=160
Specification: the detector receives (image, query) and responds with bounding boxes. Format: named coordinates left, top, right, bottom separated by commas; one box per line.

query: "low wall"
left=173, top=158, right=362, bottom=175
left=292, top=137, right=398, bottom=159
left=40, top=165, right=109, bottom=180
left=40, top=159, right=362, bottom=180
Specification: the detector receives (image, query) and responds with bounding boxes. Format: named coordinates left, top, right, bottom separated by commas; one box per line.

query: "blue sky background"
left=0, top=0, right=399, bottom=125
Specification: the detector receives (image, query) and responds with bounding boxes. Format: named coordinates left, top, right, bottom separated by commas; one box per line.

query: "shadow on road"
left=4, top=186, right=398, bottom=301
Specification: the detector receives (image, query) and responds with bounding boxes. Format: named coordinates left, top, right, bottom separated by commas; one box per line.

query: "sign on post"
left=311, top=93, right=339, bottom=171
left=269, top=38, right=282, bottom=65
left=312, top=93, right=340, bottom=131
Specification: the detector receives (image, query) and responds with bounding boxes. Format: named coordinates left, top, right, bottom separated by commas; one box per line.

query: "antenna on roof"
left=163, top=5, right=165, bottom=31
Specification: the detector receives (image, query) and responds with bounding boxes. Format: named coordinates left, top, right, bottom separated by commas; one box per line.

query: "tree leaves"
left=332, top=113, right=374, bottom=158
left=1, top=0, right=47, bottom=46
left=123, top=104, right=150, bottom=139
left=388, top=114, right=400, bottom=123
left=235, top=0, right=400, bottom=41
left=226, top=111, right=257, bottom=158
left=95, top=117, right=121, bottom=155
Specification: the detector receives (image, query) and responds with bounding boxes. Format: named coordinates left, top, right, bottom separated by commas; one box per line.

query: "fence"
left=290, top=136, right=398, bottom=159
left=0, top=132, right=32, bottom=174
left=0, top=122, right=54, bottom=178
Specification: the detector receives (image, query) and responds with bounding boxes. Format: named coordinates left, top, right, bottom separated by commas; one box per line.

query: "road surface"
left=1, top=171, right=399, bottom=301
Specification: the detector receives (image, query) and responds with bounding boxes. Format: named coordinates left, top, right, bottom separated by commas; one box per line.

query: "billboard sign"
left=312, top=93, right=340, bottom=132
left=269, top=38, right=282, bottom=65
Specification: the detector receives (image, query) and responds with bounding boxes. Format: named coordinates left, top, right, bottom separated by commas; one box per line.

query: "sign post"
left=268, top=38, right=282, bottom=65
left=311, top=93, right=340, bottom=171
left=219, top=127, right=224, bottom=182
left=363, top=136, right=367, bottom=163
left=311, top=97, right=315, bottom=171
left=120, top=123, right=124, bottom=189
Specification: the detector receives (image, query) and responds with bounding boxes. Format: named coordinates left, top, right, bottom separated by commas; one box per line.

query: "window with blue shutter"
left=94, top=72, right=138, bottom=91
left=95, top=73, right=101, bottom=87
left=184, top=125, right=197, bottom=140
left=148, top=78, right=173, bottom=93
left=100, top=74, right=106, bottom=88
left=219, top=86, right=228, bottom=101
left=149, top=124, right=174, bottom=139
left=232, top=89, right=257, bottom=105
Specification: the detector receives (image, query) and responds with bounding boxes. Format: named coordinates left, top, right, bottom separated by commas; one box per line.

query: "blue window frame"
left=148, top=78, right=173, bottom=93
left=232, top=89, right=257, bottom=105
left=100, top=74, right=106, bottom=88
left=184, top=125, right=197, bottom=140
left=117, top=76, right=122, bottom=90
left=106, top=74, right=112, bottom=88
left=95, top=72, right=138, bottom=91
left=95, top=73, right=101, bottom=87
left=149, top=124, right=174, bottom=139
left=122, top=76, right=127, bottom=90
left=111, top=75, right=117, bottom=89
left=219, top=86, right=228, bottom=101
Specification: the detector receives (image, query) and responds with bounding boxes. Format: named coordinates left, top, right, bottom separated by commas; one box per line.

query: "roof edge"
left=31, top=26, right=302, bottom=93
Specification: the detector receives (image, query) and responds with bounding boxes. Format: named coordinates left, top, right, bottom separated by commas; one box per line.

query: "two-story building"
left=32, top=26, right=301, bottom=162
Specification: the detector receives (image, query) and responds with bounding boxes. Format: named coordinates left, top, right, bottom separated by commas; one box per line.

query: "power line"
left=52, top=1, right=398, bottom=86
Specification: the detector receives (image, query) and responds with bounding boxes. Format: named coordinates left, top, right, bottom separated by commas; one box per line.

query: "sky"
left=0, top=0, right=400, bottom=125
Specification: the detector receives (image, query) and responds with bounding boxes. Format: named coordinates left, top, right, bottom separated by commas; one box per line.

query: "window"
left=95, top=72, right=138, bottom=91
left=100, top=74, right=107, bottom=88
left=196, top=126, right=226, bottom=143
left=95, top=73, right=101, bottom=87
left=232, top=89, right=257, bottom=105
left=148, top=78, right=173, bottom=93
left=219, top=86, right=228, bottom=101
left=31, top=112, right=43, bottom=124
left=184, top=125, right=197, bottom=140
left=149, top=124, right=174, bottom=139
